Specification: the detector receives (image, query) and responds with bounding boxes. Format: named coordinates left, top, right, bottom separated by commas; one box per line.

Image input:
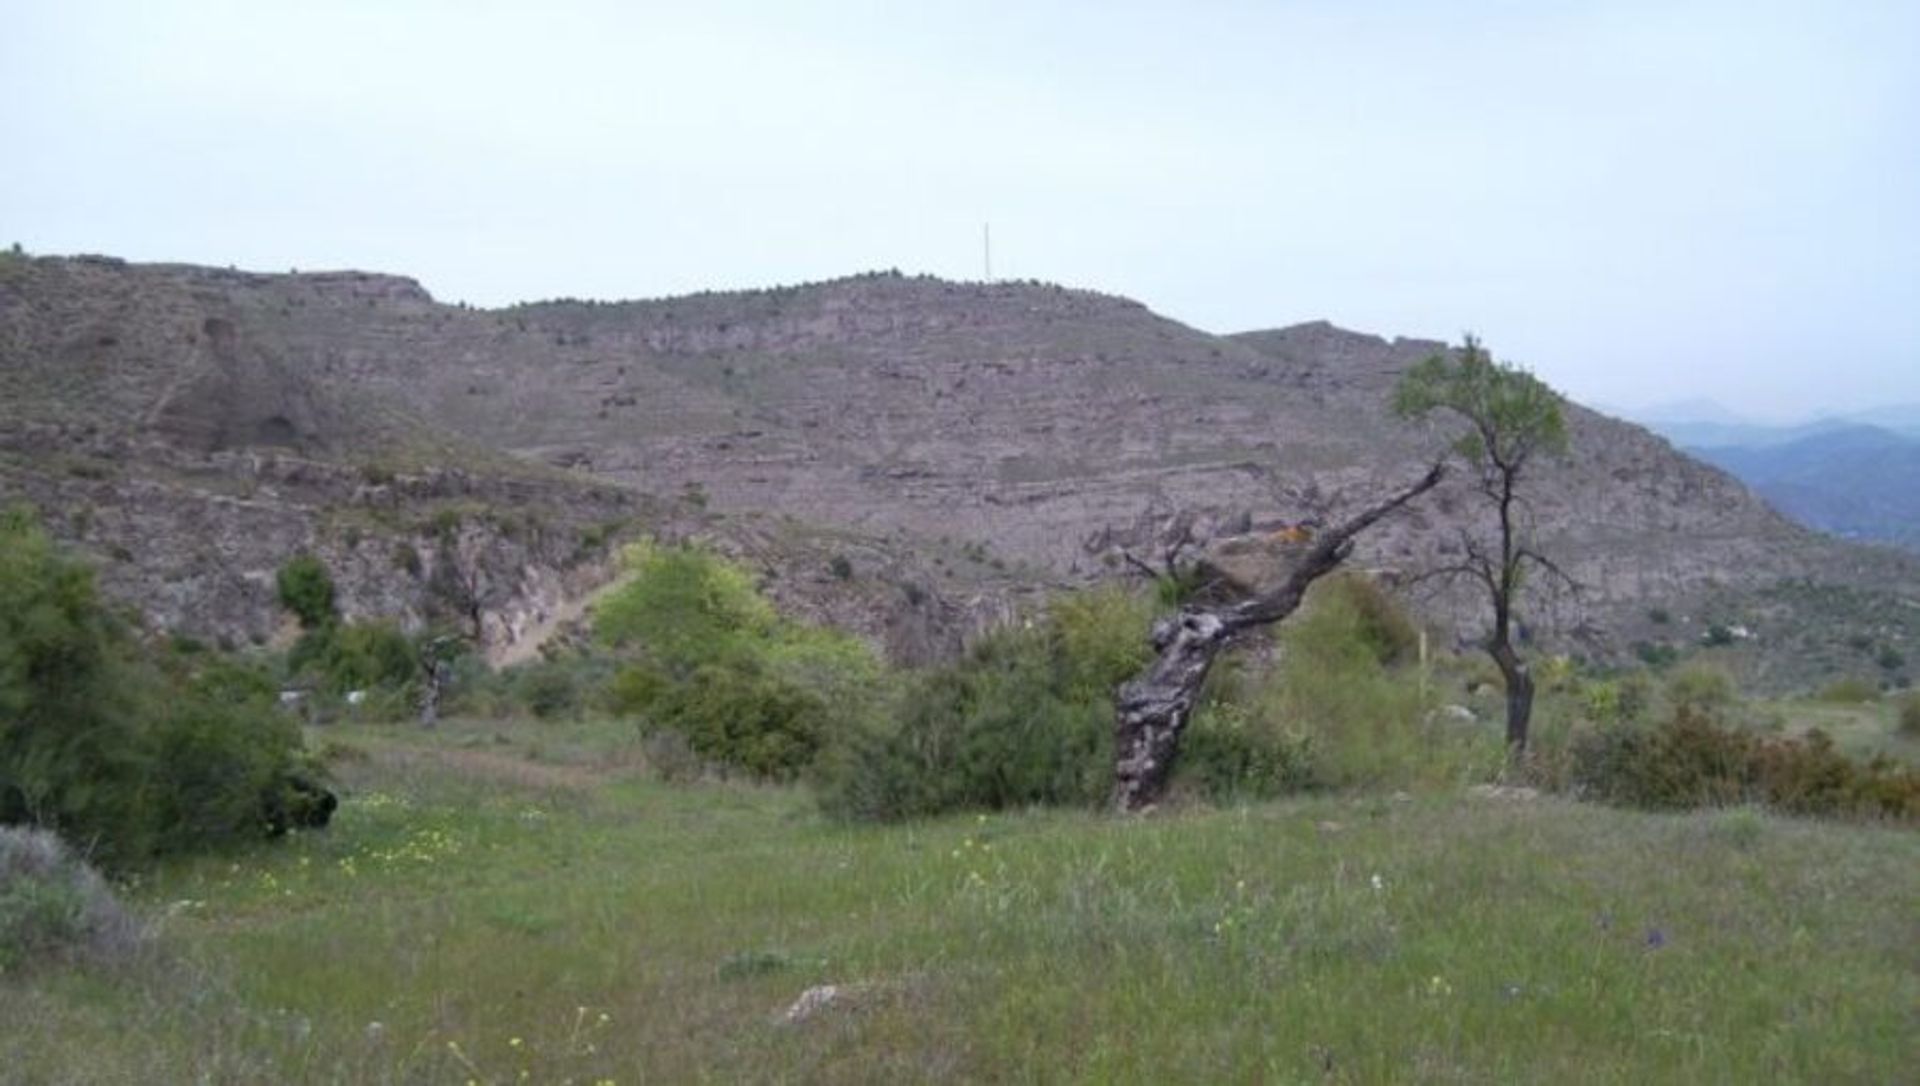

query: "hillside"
left=4, top=252, right=1917, bottom=683
left=1688, top=425, right=1920, bottom=554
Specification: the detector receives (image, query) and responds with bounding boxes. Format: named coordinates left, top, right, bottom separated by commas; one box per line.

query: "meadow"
left=3, top=715, right=1914, bottom=1085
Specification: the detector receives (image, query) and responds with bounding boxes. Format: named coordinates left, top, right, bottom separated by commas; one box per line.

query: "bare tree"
left=1393, top=336, right=1571, bottom=757
left=1111, top=463, right=1447, bottom=811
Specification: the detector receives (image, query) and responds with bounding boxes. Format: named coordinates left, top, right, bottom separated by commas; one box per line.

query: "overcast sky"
left=5, top=1, right=1915, bottom=420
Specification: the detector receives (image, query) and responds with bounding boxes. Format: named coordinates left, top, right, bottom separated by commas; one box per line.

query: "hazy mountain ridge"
left=1689, top=425, right=1920, bottom=553
left=3, top=253, right=1916, bottom=685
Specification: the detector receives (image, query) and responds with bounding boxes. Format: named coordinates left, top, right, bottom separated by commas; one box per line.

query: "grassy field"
left=3, top=717, right=1916, bottom=1084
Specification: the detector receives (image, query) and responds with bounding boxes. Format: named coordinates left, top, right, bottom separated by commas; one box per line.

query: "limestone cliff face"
left=3, top=254, right=1915, bottom=679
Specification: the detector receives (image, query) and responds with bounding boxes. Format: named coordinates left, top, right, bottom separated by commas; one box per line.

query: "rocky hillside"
left=4, top=252, right=1915, bottom=683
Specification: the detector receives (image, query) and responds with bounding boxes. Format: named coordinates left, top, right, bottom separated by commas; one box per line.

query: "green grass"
left=4, top=717, right=1916, bottom=1083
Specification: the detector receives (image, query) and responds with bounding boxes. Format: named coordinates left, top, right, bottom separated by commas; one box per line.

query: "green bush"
left=1632, top=641, right=1680, bottom=669
left=291, top=620, right=417, bottom=695
left=1316, top=574, right=1421, bottom=666
left=1581, top=672, right=1653, bottom=726
left=1191, top=578, right=1499, bottom=795
left=1, top=510, right=325, bottom=864
left=0, top=826, right=139, bottom=974
left=595, top=540, right=889, bottom=779
left=144, top=667, right=314, bottom=850
left=1570, top=707, right=1920, bottom=821
left=1179, top=701, right=1318, bottom=800
left=1665, top=663, right=1737, bottom=715
left=646, top=662, right=831, bottom=781
left=595, top=541, right=776, bottom=672
left=275, top=554, right=336, bottom=629
left=0, top=510, right=149, bottom=857
left=819, top=587, right=1152, bottom=821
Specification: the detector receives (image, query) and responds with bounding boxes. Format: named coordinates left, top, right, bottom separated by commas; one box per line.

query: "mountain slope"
left=1691, top=425, right=1920, bottom=553
left=4, top=253, right=1916, bottom=685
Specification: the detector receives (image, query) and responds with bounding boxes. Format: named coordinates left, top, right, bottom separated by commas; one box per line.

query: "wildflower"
left=1369, top=874, right=1385, bottom=892
left=509, top=1036, right=523, bottom=1048
left=1426, top=975, right=1452, bottom=997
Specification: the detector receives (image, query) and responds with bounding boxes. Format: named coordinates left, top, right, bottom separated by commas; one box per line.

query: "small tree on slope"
left=1393, top=335, right=1571, bottom=758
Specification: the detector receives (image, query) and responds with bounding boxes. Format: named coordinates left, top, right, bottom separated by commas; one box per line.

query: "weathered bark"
left=1112, top=463, right=1446, bottom=811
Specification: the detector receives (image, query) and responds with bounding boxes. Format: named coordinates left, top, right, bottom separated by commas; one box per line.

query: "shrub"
left=1570, top=707, right=1920, bottom=821
left=1581, top=672, right=1654, bottom=726
left=819, top=632, right=1108, bottom=819
left=297, top=620, right=417, bottom=694
left=1179, top=702, right=1318, bottom=800
left=2, top=511, right=325, bottom=864
left=819, top=588, right=1152, bottom=820
left=595, top=542, right=777, bottom=672
left=1187, top=578, right=1498, bottom=795
left=1817, top=676, right=1879, bottom=704
left=0, top=826, right=139, bottom=974
left=1, top=509, right=149, bottom=857
left=1317, top=574, right=1421, bottom=666
left=1665, top=663, right=1736, bottom=715
left=1899, top=693, right=1920, bottom=738
left=1632, top=640, right=1680, bottom=669
left=596, top=540, right=888, bottom=778
left=276, top=554, right=336, bottom=629
left=646, top=662, right=831, bottom=780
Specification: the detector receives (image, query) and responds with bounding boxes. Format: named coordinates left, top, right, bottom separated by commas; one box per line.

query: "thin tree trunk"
left=1112, top=463, right=1446, bottom=812
left=1489, top=639, right=1534, bottom=756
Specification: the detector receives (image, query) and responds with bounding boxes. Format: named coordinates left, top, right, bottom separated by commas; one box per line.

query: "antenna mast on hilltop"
left=983, top=222, right=993, bottom=282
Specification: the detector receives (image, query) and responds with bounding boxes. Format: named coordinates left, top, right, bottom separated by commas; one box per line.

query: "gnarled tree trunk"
left=1112, top=463, right=1446, bottom=812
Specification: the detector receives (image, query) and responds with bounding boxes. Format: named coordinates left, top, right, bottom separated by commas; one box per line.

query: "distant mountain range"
left=1619, top=401, right=1920, bottom=553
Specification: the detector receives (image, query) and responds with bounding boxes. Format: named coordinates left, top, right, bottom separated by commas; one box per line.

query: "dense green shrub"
left=819, top=587, right=1152, bottom=820
left=595, top=541, right=887, bottom=779
left=1570, top=708, right=1920, bottom=821
left=595, top=541, right=776, bottom=672
left=275, top=554, right=336, bottom=629
left=646, top=662, right=831, bottom=781
left=0, top=826, right=139, bottom=974
left=1, top=510, right=324, bottom=864
left=144, top=664, right=317, bottom=850
left=1179, top=702, right=1318, bottom=800
left=291, top=620, right=417, bottom=695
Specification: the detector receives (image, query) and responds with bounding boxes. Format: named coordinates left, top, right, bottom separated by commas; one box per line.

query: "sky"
left=4, top=0, right=1916, bottom=421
